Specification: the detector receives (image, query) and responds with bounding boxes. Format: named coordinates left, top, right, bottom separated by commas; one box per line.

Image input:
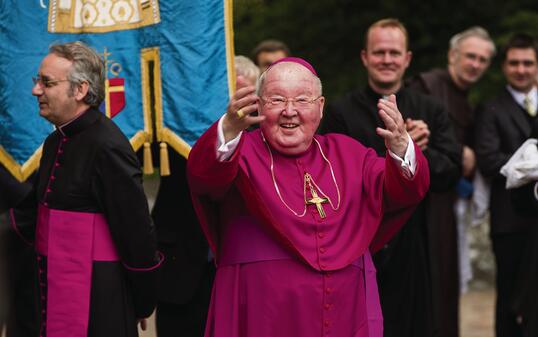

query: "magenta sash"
left=219, top=215, right=292, bottom=266
left=36, top=204, right=120, bottom=337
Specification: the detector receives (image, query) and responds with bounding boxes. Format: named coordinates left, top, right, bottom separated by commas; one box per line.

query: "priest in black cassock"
left=320, top=18, right=461, bottom=337
left=406, top=27, right=495, bottom=337
left=11, top=42, right=161, bottom=337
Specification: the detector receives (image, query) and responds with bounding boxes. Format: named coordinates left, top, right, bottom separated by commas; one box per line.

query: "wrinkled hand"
left=376, top=94, right=409, bottom=158
left=138, top=319, right=147, bottom=331
left=222, top=76, right=265, bottom=142
left=462, top=145, right=476, bottom=178
left=406, top=118, right=430, bottom=150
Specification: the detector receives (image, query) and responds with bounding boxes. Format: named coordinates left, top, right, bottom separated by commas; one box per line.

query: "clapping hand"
left=406, top=118, right=430, bottom=150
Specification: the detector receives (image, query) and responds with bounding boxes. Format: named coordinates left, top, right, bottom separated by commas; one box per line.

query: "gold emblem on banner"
left=48, top=0, right=160, bottom=33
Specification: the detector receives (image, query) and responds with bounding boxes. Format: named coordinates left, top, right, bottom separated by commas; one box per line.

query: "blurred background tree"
left=233, top=0, right=538, bottom=104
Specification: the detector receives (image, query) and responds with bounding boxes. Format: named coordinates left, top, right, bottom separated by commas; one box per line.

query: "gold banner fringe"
left=159, top=142, right=170, bottom=176
left=143, top=142, right=154, bottom=174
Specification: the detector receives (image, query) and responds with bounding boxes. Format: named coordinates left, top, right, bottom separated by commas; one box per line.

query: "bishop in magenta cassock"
left=187, top=58, right=430, bottom=337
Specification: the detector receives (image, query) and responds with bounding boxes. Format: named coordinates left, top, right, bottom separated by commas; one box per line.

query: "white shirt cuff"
left=216, top=115, right=242, bottom=161
left=388, top=133, right=417, bottom=179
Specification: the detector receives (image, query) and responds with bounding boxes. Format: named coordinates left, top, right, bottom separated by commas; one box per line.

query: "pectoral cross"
left=305, top=173, right=329, bottom=218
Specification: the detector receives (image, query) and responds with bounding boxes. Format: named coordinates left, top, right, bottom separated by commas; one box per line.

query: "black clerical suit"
left=152, top=151, right=214, bottom=337
left=12, top=107, right=160, bottom=337
left=320, top=85, right=461, bottom=337
left=475, top=87, right=537, bottom=337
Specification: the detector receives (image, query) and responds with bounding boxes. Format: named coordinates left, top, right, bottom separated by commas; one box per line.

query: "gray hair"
left=449, top=26, right=496, bottom=56
left=234, top=55, right=260, bottom=86
left=256, top=63, right=323, bottom=97
left=49, top=41, right=105, bottom=107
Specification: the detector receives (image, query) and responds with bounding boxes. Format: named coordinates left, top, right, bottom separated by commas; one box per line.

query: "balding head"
left=257, top=59, right=322, bottom=98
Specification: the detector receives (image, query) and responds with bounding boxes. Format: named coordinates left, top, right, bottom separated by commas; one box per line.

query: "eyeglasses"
left=32, top=76, right=69, bottom=88
left=262, top=96, right=321, bottom=108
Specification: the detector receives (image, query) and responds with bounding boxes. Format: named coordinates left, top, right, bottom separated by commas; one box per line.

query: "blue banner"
left=0, top=0, right=234, bottom=180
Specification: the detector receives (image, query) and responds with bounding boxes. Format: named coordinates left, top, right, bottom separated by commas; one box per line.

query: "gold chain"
left=261, top=133, right=341, bottom=217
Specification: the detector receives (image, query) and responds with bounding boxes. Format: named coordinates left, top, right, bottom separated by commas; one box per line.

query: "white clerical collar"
left=506, top=85, right=537, bottom=112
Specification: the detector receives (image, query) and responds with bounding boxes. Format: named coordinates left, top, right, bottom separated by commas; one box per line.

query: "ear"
left=448, top=49, right=457, bottom=65
left=318, top=96, right=325, bottom=119
left=501, top=60, right=509, bottom=77
left=360, top=49, right=368, bottom=67
left=403, top=50, right=412, bottom=69
left=74, top=81, right=90, bottom=102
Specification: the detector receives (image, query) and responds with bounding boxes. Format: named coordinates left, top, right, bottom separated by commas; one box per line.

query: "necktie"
left=523, top=95, right=536, bottom=117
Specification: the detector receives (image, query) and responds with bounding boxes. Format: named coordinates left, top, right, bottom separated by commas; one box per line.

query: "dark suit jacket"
left=475, top=88, right=537, bottom=233
left=509, top=119, right=538, bottom=216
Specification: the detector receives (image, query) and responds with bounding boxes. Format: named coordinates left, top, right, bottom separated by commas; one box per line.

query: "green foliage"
left=234, top=0, right=538, bottom=104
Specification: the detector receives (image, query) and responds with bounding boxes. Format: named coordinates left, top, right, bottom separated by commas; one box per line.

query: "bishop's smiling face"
left=259, top=62, right=325, bottom=156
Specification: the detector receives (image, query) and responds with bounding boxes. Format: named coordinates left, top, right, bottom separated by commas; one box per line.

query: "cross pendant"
left=305, top=174, right=329, bottom=218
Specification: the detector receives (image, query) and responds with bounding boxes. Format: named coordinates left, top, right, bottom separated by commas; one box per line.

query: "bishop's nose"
left=282, top=101, right=297, bottom=117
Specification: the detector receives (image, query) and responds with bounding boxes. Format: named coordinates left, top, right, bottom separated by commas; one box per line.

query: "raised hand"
left=222, top=76, right=265, bottom=142
left=376, top=94, right=409, bottom=158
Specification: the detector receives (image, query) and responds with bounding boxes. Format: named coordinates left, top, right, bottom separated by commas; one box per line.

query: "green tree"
left=234, top=0, right=538, bottom=103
